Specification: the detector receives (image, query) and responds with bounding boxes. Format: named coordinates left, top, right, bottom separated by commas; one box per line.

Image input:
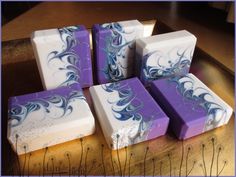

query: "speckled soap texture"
left=150, top=73, right=233, bottom=140
left=136, top=30, right=197, bottom=86
left=31, top=25, right=93, bottom=90
left=92, top=20, right=144, bottom=84
left=89, top=77, right=169, bottom=150
left=8, top=83, right=95, bottom=155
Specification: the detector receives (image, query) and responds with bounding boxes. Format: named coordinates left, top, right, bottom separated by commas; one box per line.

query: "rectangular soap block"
left=8, top=84, right=95, bottom=155
left=150, top=73, right=233, bottom=140
left=89, top=77, right=169, bottom=149
left=136, top=30, right=197, bottom=86
left=31, top=25, right=93, bottom=90
left=92, top=20, right=144, bottom=84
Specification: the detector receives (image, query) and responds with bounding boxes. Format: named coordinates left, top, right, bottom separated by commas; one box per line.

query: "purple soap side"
left=92, top=24, right=112, bottom=84
left=150, top=78, right=206, bottom=139
left=92, top=25, right=98, bottom=84
left=120, top=78, right=170, bottom=139
left=8, top=83, right=86, bottom=129
left=72, top=25, right=93, bottom=88
left=149, top=82, right=185, bottom=138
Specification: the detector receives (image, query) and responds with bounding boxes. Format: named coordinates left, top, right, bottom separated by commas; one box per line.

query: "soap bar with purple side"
left=31, top=25, right=93, bottom=90
left=92, top=20, right=144, bottom=84
left=8, top=84, right=95, bottom=155
left=150, top=73, right=233, bottom=140
left=89, top=77, right=169, bottom=149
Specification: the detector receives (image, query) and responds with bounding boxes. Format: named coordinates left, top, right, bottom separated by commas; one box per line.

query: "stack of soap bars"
left=7, top=20, right=233, bottom=155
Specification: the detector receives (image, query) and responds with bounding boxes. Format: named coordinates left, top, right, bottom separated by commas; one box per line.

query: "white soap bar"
left=136, top=30, right=197, bottom=86
left=89, top=78, right=169, bottom=149
left=31, top=25, right=93, bottom=90
left=8, top=84, right=95, bottom=155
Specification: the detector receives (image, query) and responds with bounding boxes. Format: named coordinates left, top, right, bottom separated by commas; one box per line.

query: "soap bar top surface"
left=136, top=30, right=197, bottom=85
left=31, top=25, right=93, bottom=90
left=150, top=73, right=233, bottom=139
left=8, top=83, right=95, bottom=154
left=90, top=77, right=169, bottom=149
left=137, top=30, right=196, bottom=52
left=93, top=20, right=144, bottom=84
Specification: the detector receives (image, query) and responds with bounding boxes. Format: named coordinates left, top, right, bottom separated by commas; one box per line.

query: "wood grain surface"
left=2, top=22, right=235, bottom=176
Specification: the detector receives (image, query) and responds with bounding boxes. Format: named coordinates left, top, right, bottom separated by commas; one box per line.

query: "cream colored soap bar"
left=136, top=30, right=197, bottom=86
left=8, top=84, right=95, bottom=155
left=89, top=78, right=169, bottom=150
left=31, top=25, right=93, bottom=90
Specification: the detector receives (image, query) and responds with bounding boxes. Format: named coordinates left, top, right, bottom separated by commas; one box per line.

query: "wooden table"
left=2, top=20, right=235, bottom=176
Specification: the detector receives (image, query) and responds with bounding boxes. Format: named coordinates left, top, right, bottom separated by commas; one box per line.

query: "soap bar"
left=92, top=20, right=144, bottom=84
left=89, top=77, right=169, bottom=149
left=8, top=84, right=95, bottom=155
left=31, top=25, right=93, bottom=90
left=150, top=73, right=233, bottom=140
left=136, top=30, right=197, bottom=86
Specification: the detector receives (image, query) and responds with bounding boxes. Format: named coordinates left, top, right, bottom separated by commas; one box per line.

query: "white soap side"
left=31, top=31, right=49, bottom=90
left=89, top=86, right=114, bottom=148
left=8, top=96, right=95, bottom=155
left=135, top=39, right=146, bottom=76
left=31, top=29, right=72, bottom=90
left=187, top=73, right=233, bottom=131
left=138, top=30, right=197, bottom=56
left=117, top=20, right=144, bottom=78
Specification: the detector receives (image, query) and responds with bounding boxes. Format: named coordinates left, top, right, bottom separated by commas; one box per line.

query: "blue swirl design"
left=102, top=82, right=153, bottom=144
left=9, top=90, right=85, bottom=127
left=47, top=26, right=81, bottom=86
left=143, top=48, right=192, bottom=82
left=100, top=23, right=134, bottom=81
left=169, top=75, right=227, bottom=131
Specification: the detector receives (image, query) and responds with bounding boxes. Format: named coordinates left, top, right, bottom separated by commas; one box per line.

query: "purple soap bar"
left=89, top=77, right=169, bottom=149
left=92, top=20, right=144, bottom=84
left=31, top=25, right=93, bottom=90
left=150, top=73, right=233, bottom=140
left=8, top=83, right=95, bottom=155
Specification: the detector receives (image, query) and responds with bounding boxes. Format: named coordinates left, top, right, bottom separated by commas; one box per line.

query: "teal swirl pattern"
left=47, top=26, right=81, bottom=86
left=8, top=90, right=85, bottom=127
left=100, top=23, right=134, bottom=81
left=142, top=48, right=192, bottom=82
left=170, top=75, right=227, bottom=131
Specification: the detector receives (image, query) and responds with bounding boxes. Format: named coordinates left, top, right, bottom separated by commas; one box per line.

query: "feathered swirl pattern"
left=143, top=47, right=192, bottom=82
left=170, top=75, right=227, bottom=131
left=47, top=26, right=81, bottom=86
left=8, top=90, right=85, bottom=127
left=100, top=23, right=134, bottom=81
left=102, top=82, right=153, bottom=147
left=102, top=82, right=143, bottom=121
